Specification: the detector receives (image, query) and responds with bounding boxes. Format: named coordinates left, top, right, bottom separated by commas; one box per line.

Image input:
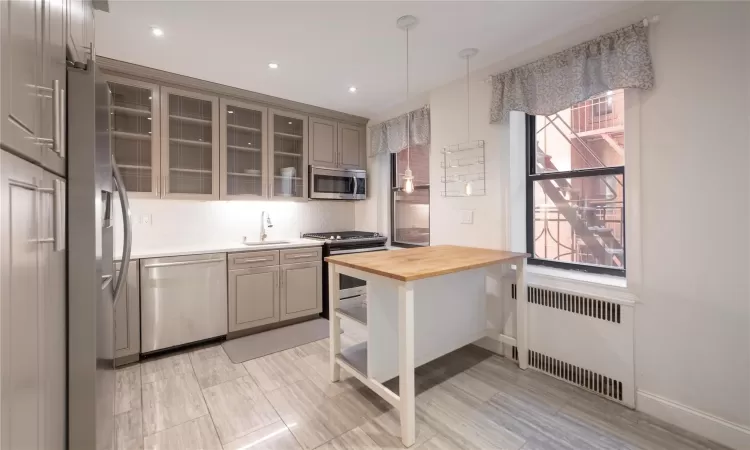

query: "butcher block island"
left=325, top=245, right=530, bottom=447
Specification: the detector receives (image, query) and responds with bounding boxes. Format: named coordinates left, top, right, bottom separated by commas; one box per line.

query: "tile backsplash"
left=114, top=198, right=355, bottom=250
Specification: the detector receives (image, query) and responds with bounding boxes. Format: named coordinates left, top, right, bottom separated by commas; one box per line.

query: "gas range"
left=302, top=231, right=387, bottom=247
left=302, top=231, right=387, bottom=320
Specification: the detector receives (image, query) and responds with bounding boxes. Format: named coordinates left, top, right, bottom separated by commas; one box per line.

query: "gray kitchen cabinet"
left=106, top=76, right=161, bottom=198
left=0, top=0, right=68, bottom=174
left=161, top=86, right=220, bottom=200
left=338, top=123, right=366, bottom=170
left=228, top=266, right=280, bottom=332
left=0, top=0, right=43, bottom=162
left=309, top=116, right=337, bottom=167
left=309, top=118, right=366, bottom=171
left=40, top=0, right=68, bottom=176
left=280, top=262, right=322, bottom=321
left=269, top=109, right=308, bottom=200
left=220, top=98, right=268, bottom=199
left=114, top=260, right=140, bottom=365
left=67, top=0, right=94, bottom=64
left=38, top=167, right=66, bottom=450
left=1, top=150, right=66, bottom=450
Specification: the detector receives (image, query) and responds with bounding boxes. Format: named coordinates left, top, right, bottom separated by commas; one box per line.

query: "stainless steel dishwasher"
left=140, top=253, right=228, bottom=353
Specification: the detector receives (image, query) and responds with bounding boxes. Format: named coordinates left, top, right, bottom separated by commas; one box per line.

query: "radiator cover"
left=509, top=281, right=635, bottom=407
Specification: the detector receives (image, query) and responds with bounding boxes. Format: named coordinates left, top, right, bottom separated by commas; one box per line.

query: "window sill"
left=522, top=265, right=637, bottom=305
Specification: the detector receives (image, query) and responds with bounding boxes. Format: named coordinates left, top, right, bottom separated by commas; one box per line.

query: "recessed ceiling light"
left=348, top=86, right=357, bottom=93
left=151, top=27, right=164, bottom=37
left=268, top=62, right=279, bottom=69
left=228, top=110, right=234, bottom=114
left=288, top=121, right=292, bottom=125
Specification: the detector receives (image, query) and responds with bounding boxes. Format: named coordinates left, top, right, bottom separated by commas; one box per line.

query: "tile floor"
left=116, top=332, right=728, bottom=450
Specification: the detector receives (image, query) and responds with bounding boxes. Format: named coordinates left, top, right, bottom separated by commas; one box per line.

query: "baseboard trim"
left=636, top=390, right=750, bottom=449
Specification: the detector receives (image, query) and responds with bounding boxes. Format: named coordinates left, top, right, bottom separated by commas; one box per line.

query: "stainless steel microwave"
left=309, top=166, right=366, bottom=200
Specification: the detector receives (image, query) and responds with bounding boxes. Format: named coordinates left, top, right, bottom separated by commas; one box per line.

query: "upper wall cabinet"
left=67, top=0, right=94, bottom=64
left=269, top=109, right=308, bottom=200
left=220, top=99, right=268, bottom=199
left=309, top=117, right=365, bottom=170
left=106, top=76, right=161, bottom=198
left=338, top=123, right=366, bottom=170
left=309, top=117, right=337, bottom=168
left=1, top=0, right=69, bottom=176
left=160, top=87, right=220, bottom=200
left=1, top=0, right=43, bottom=163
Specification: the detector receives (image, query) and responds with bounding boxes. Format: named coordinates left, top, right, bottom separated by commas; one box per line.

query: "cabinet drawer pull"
left=237, top=257, right=273, bottom=263
left=287, top=253, right=317, bottom=259
left=144, top=257, right=224, bottom=269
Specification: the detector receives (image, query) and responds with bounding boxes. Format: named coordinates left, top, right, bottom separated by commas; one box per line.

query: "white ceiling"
left=96, top=1, right=631, bottom=119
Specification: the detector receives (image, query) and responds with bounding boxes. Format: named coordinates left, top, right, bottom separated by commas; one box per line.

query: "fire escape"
left=534, top=91, right=625, bottom=268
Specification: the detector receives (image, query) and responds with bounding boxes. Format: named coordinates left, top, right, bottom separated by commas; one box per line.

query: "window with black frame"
left=526, top=90, right=625, bottom=276
left=391, top=145, right=430, bottom=247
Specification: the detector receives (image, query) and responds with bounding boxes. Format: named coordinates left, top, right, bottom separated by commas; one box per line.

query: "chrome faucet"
left=260, top=211, right=273, bottom=241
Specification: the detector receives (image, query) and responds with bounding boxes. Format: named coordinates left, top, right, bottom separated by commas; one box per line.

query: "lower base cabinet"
left=228, top=259, right=322, bottom=333
left=114, top=260, right=140, bottom=364
left=281, top=262, right=322, bottom=321
left=228, top=266, right=280, bottom=332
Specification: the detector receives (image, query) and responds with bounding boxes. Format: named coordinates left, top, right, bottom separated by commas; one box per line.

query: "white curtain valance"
left=369, top=106, right=430, bottom=156
left=489, top=22, right=654, bottom=123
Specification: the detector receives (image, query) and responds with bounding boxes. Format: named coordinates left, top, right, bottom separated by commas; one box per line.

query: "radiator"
left=507, top=281, right=635, bottom=407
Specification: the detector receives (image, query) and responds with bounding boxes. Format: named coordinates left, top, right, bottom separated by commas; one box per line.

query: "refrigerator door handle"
left=112, top=157, right=132, bottom=306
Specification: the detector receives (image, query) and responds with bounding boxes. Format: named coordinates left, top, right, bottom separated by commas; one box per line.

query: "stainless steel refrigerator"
left=67, top=60, right=132, bottom=450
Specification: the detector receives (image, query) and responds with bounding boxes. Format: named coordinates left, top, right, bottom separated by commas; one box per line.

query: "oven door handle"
left=329, top=247, right=386, bottom=256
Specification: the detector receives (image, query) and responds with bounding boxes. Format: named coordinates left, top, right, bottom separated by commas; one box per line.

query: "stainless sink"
left=242, top=240, right=291, bottom=246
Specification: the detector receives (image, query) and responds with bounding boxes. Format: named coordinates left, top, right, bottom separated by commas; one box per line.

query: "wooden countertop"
left=325, top=245, right=529, bottom=282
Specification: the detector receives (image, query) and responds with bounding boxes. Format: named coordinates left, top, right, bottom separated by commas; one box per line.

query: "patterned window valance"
left=489, top=22, right=654, bottom=123
left=370, top=106, right=430, bottom=156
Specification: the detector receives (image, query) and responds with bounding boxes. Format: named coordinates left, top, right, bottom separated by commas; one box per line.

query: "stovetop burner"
left=303, top=231, right=382, bottom=241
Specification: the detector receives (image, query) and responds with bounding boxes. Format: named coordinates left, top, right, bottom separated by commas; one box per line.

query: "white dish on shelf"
left=243, top=169, right=261, bottom=175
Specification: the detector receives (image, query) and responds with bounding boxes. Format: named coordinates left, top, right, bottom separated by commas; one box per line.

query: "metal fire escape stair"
left=536, top=147, right=624, bottom=266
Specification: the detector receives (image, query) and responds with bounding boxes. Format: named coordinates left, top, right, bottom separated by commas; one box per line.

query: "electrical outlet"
left=142, top=214, right=152, bottom=225
left=460, top=210, right=474, bottom=224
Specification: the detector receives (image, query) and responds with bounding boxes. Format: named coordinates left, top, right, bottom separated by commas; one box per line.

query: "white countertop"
left=115, top=238, right=323, bottom=261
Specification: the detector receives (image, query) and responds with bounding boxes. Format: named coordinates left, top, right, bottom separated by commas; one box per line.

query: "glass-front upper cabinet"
left=220, top=99, right=268, bottom=199
left=160, top=87, right=220, bottom=200
left=269, top=109, right=308, bottom=200
left=106, top=77, right=161, bottom=198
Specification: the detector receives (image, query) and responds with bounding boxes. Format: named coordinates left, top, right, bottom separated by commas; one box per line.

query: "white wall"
left=634, top=1, right=750, bottom=434
left=115, top=199, right=355, bottom=251
left=358, top=2, right=750, bottom=445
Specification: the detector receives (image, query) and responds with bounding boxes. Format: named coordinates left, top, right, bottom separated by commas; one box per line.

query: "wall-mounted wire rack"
left=441, top=140, right=486, bottom=197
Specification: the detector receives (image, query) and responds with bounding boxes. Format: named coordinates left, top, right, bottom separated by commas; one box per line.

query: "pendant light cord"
left=406, top=27, right=411, bottom=171
left=466, top=55, right=470, bottom=142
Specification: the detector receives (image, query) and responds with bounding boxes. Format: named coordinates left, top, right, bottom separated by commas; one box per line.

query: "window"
left=526, top=89, right=625, bottom=276
left=391, top=145, right=430, bottom=247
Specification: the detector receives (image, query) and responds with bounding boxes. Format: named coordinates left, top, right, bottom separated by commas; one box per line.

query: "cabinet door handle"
left=53, top=80, right=62, bottom=154
left=37, top=179, right=65, bottom=251
left=144, top=258, right=224, bottom=269
left=59, top=88, right=66, bottom=158
left=287, top=253, right=317, bottom=259
left=237, top=257, right=273, bottom=263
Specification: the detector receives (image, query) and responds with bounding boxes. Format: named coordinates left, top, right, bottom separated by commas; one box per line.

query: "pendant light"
left=459, top=48, right=478, bottom=196
left=397, top=15, right=418, bottom=194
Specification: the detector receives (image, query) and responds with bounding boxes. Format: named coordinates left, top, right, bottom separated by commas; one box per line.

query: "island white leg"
left=329, top=264, right=341, bottom=382
left=398, top=282, right=416, bottom=447
left=516, top=258, right=528, bottom=369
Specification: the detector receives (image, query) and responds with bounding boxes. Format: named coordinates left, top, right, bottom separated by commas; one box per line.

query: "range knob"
left=329, top=235, right=335, bottom=240
left=336, top=235, right=342, bottom=240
